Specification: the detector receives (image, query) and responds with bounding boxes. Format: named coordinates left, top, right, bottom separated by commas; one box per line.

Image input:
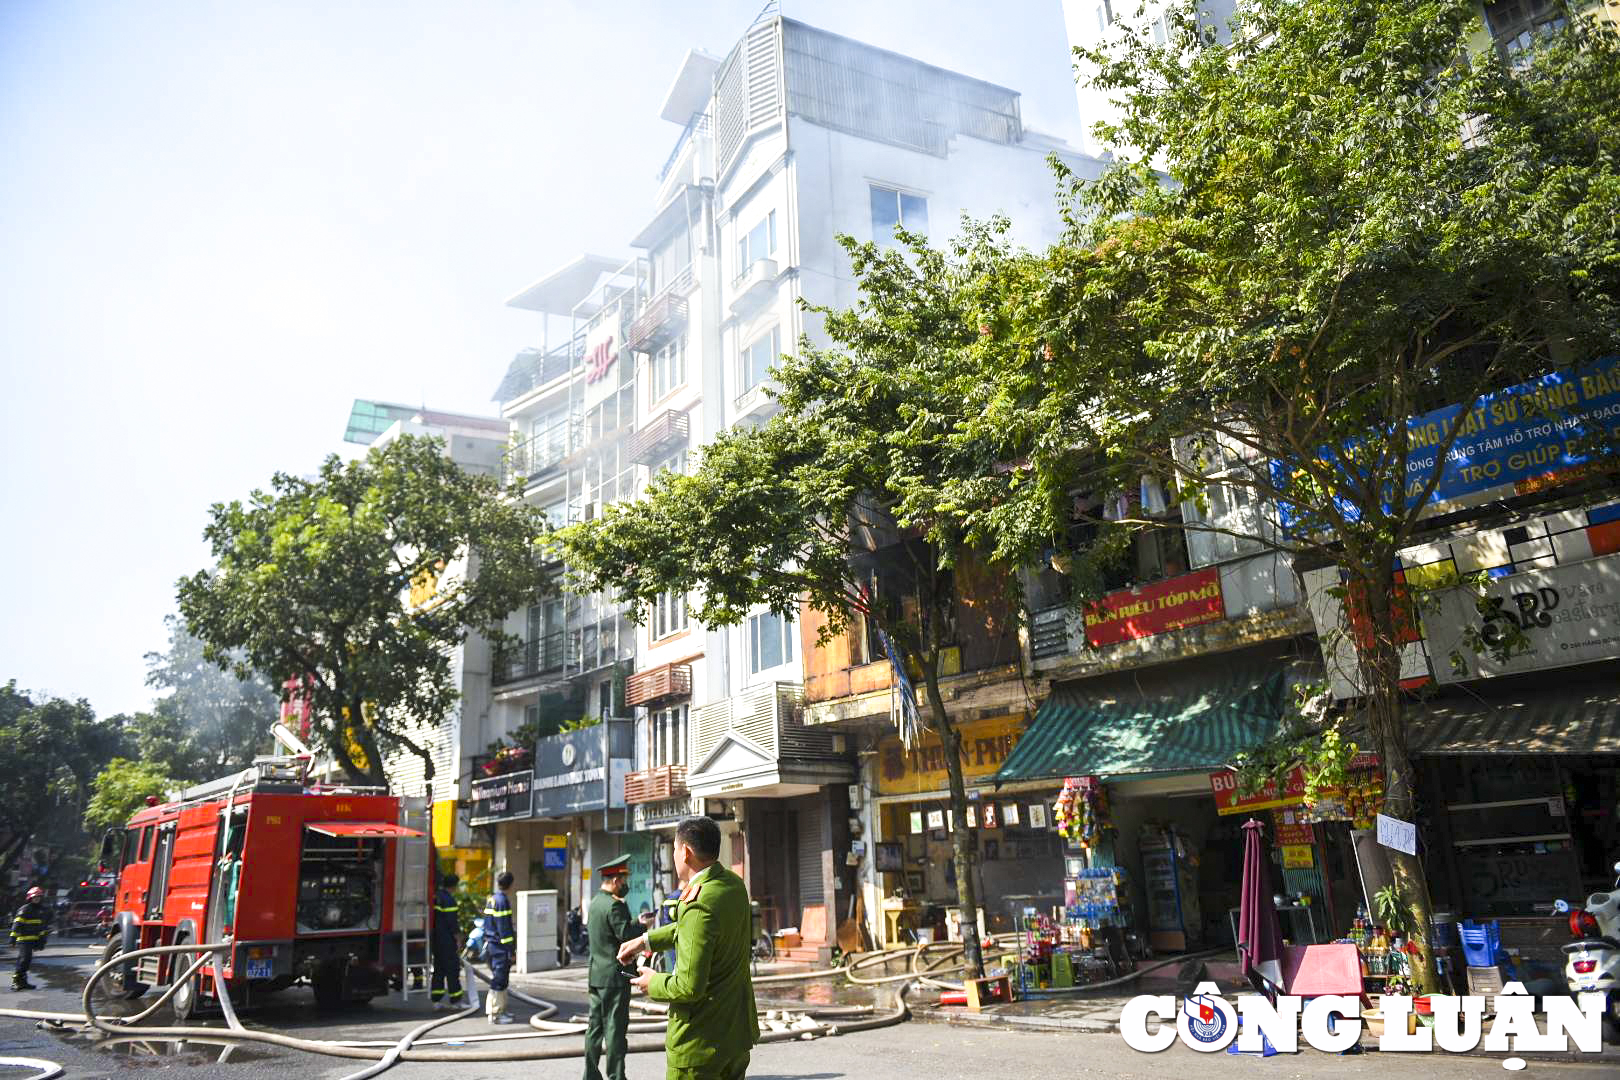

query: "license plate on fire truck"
left=245, top=951, right=273, bottom=979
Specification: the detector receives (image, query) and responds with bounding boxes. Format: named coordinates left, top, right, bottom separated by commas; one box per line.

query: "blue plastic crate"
left=1458, top=919, right=1502, bottom=967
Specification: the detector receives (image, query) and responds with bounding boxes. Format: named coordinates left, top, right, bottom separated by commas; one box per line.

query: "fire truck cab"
left=101, top=758, right=432, bottom=1017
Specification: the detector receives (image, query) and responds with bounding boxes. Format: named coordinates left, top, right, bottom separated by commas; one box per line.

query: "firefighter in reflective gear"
left=11, top=887, right=50, bottom=991
left=483, top=870, right=517, bottom=1023
left=430, top=871, right=464, bottom=1009
left=585, top=854, right=636, bottom=1080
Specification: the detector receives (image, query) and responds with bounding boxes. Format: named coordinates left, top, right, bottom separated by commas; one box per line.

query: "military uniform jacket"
left=645, top=863, right=758, bottom=1068
left=432, top=887, right=459, bottom=951
left=586, top=889, right=636, bottom=989
left=483, top=889, right=515, bottom=957
left=10, top=901, right=48, bottom=945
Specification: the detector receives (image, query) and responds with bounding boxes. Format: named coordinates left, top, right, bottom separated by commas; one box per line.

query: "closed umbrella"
left=1238, top=817, right=1286, bottom=998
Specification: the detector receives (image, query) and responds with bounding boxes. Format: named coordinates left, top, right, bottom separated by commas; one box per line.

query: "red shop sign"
left=1084, top=567, right=1224, bottom=648
left=1209, top=765, right=1308, bottom=816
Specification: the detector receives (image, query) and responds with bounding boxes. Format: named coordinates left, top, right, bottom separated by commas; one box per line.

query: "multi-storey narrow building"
left=465, top=12, right=1109, bottom=960
left=612, top=15, right=1108, bottom=960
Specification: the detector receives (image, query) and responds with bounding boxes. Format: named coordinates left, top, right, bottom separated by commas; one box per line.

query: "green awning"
left=993, top=668, right=1289, bottom=783
left=1411, top=677, right=1620, bottom=755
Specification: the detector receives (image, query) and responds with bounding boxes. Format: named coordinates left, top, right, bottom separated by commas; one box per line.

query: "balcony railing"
left=502, top=419, right=580, bottom=488
left=493, top=631, right=566, bottom=685
left=623, top=764, right=688, bottom=805
left=658, top=111, right=712, bottom=182
left=625, top=662, right=693, bottom=708
left=628, top=409, right=690, bottom=466
left=625, top=269, right=693, bottom=355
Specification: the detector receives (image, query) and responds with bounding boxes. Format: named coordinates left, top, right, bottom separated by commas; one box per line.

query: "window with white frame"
left=651, top=446, right=687, bottom=478
left=737, top=210, right=777, bottom=276
left=1173, top=432, right=1271, bottom=569
left=652, top=590, right=688, bottom=640
left=651, top=336, right=686, bottom=402
left=1095, top=0, right=1113, bottom=33
left=747, top=610, right=796, bottom=675
left=739, top=326, right=781, bottom=394
left=651, top=704, right=688, bottom=768
left=869, top=185, right=928, bottom=243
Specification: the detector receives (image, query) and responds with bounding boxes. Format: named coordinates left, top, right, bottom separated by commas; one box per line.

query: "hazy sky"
left=0, top=0, right=1082, bottom=717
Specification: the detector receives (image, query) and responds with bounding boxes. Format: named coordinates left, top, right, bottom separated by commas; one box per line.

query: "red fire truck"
left=98, top=754, right=433, bottom=1017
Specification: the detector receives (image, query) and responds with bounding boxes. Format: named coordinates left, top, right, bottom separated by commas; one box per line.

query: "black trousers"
left=584, top=980, right=630, bottom=1080
left=12, top=943, right=36, bottom=981
left=430, top=942, right=463, bottom=1001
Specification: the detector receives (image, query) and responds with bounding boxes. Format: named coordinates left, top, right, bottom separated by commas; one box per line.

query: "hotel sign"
left=468, top=770, right=534, bottom=825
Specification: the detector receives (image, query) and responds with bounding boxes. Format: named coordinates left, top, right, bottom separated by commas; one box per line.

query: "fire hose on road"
left=0, top=936, right=993, bottom=1077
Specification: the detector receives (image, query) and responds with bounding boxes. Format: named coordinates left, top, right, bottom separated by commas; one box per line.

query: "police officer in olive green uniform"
left=585, top=854, right=637, bottom=1080
left=621, top=817, right=757, bottom=1080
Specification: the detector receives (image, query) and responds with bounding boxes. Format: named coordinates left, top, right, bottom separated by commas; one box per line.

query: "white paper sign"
left=1376, top=813, right=1418, bottom=856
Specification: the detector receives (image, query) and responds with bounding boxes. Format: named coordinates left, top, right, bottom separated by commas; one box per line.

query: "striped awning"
left=992, top=668, right=1289, bottom=783
left=1411, top=677, right=1620, bottom=755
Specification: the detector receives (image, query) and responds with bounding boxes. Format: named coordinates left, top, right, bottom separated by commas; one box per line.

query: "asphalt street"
left=1, top=947, right=1612, bottom=1080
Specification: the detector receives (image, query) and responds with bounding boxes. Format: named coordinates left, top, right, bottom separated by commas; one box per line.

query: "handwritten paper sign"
left=1376, top=813, right=1418, bottom=856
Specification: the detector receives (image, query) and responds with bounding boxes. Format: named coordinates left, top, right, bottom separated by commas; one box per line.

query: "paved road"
left=1, top=947, right=1610, bottom=1079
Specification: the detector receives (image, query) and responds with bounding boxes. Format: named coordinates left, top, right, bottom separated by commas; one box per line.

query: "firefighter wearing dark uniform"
left=483, top=870, right=517, bottom=1024
left=430, top=872, right=464, bottom=1009
left=585, top=854, right=636, bottom=1080
left=11, top=887, right=50, bottom=991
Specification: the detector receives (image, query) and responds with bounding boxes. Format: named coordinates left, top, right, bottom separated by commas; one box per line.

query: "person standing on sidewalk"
left=585, top=854, right=636, bottom=1080
left=430, top=871, right=465, bottom=1010
left=10, top=887, right=50, bottom=991
left=483, top=871, right=517, bottom=1024
left=618, top=817, right=757, bottom=1080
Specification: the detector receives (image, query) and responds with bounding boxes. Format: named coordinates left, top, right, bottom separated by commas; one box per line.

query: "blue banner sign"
left=1405, top=355, right=1620, bottom=505
left=1279, top=356, right=1620, bottom=530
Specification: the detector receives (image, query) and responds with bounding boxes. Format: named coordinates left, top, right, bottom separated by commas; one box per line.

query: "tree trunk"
left=0, top=832, right=32, bottom=882
left=918, top=659, right=985, bottom=980
left=1353, top=559, right=1439, bottom=993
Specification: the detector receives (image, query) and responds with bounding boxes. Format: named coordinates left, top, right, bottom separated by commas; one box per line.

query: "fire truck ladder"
left=395, top=794, right=432, bottom=1004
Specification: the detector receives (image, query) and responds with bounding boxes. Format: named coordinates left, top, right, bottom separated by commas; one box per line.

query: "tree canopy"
left=0, top=681, right=128, bottom=882
left=178, top=435, right=551, bottom=787
left=141, top=614, right=278, bottom=782
left=957, top=0, right=1620, bottom=990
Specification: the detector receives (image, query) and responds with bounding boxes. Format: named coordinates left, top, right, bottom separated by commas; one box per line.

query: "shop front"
left=990, top=654, right=1315, bottom=958
left=869, top=712, right=1069, bottom=945
left=1406, top=660, right=1620, bottom=983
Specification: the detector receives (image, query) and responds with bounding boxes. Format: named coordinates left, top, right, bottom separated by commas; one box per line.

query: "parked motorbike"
left=1554, top=859, right=1620, bottom=1039
left=565, top=907, right=589, bottom=958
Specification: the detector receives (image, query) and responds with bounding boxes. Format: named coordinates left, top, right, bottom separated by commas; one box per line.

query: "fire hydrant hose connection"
left=0, top=936, right=1029, bottom=1077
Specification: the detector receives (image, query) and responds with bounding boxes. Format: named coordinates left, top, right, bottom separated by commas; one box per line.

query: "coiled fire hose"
left=0, top=936, right=971, bottom=1076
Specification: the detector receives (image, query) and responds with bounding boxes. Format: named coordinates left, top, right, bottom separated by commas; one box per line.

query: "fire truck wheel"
left=98, top=938, right=147, bottom=1002
left=168, top=933, right=201, bottom=1022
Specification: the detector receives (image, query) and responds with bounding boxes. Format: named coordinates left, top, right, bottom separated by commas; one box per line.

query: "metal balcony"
left=625, top=662, right=693, bottom=708
left=493, top=631, right=567, bottom=685
left=625, top=270, right=693, bottom=355
left=623, top=764, right=688, bottom=805
left=628, top=409, right=690, bottom=466
left=501, top=419, right=580, bottom=489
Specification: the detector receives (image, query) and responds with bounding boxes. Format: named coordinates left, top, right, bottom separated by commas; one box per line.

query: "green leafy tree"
left=85, top=758, right=176, bottom=833
left=143, top=615, right=278, bottom=781
left=177, top=435, right=551, bottom=788
left=558, top=222, right=1052, bottom=979
left=0, top=682, right=129, bottom=881
left=981, top=0, right=1620, bottom=989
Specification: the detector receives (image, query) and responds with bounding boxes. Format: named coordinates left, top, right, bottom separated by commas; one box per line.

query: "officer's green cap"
left=596, top=854, right=632, bottom=875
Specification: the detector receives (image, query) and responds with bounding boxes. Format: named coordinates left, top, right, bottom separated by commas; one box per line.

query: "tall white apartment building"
left=479, top=13, right=1105, bottom=956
